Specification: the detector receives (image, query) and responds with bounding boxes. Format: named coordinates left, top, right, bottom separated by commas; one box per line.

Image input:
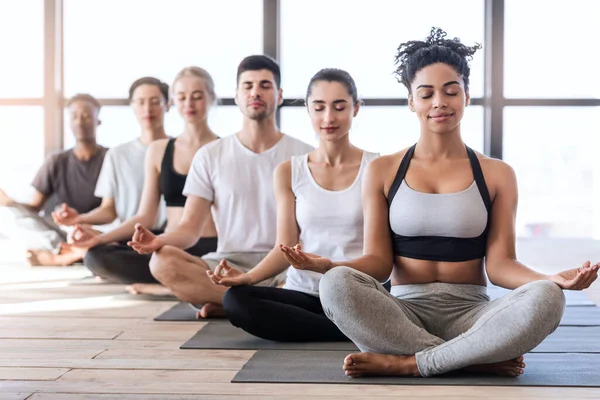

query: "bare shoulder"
left=147, top=138, right=170, bottom=168
left=475, top=152, right=516, bottom=180
left=274, top=160, right=293, bottom=189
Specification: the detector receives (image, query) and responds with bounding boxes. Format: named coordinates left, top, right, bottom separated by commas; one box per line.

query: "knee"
left=319, top=266, right=365, bottom=308
left=222, top=285, right=254, bottom=322
left=525, top=280, right=566, bottom=324
left=149, top=245, right=182, bottom=283
left=83, top=245, right=111, bottom=274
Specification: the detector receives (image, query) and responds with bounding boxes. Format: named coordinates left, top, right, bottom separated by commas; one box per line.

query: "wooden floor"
left=0, top=265, right=599, bottom=400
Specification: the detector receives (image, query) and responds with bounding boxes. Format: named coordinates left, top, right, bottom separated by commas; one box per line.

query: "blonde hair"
left=171, top=66, right=217, bottom=105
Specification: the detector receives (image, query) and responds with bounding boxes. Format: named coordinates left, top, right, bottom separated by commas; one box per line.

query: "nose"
left=432, top=93, right=447, bottom=109
left=250, top=86, right=262, bottom=99
left=323, top=108, right=335, bottom=124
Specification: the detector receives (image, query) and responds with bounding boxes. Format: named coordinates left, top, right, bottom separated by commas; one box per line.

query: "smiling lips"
left=322, top=127, right=338, bottom=133
left=429, top=112, right=454, bottom=122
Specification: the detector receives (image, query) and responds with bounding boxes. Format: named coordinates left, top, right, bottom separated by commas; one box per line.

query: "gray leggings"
left=319, top=266, right=565, bottom=377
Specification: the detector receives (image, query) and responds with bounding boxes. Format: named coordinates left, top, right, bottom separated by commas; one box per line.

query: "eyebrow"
left=176, top=90, right=204, bottom=94
left=311, top=99, right=349, bottom=104
left=416, top=81, right=461, bottom=90
left=242, top=80, right=273, bottom=85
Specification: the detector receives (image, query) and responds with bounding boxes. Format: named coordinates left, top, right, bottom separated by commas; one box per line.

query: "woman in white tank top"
left=207, top=68, right=378, bottom=342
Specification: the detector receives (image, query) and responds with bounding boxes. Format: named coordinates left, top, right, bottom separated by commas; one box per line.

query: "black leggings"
left=84, top=237, right=217, bottom=284
left=222, top=285, right=348, bottom=342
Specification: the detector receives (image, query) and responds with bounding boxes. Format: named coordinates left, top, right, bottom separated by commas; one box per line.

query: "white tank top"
left=283, top=150, right=379, bottom=296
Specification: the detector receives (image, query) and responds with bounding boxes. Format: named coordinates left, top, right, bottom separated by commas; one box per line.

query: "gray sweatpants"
left=319, top=266, right=565, bottom=377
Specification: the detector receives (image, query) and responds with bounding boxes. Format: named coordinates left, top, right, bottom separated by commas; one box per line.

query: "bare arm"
left=154, top=195, right=210, bottom=250
left=94, top=141, right=164, bottom=245
left=76, top=197, right=118, bottom=226
left=484, top=161, right=550, bottom=289
left=245, top=161, right=299, bottom=284
left=0, top=188, right=49, bottom=213
left=329, top=159, right=394, bottom=281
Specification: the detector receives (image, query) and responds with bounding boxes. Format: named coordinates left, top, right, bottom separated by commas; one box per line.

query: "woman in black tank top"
left=71, top=67, right=220, bottom=293
left=282, top=29, right=598, bottom=379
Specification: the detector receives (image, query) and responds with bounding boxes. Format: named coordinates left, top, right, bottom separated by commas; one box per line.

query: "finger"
left=281, top=246, right=302, bottom=264
left=206, top=270, right=221, bottom=285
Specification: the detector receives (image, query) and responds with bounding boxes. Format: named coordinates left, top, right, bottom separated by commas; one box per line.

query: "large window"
left=0, top=107, right=44, bottom=201
left=280, top=0, right=484, bottom=99
left=505, top=0, right=600, bottom=98
left=503, top=107, right=600, bottom=238
left=0, top=0, right=44, bottom=98
left=63, top=105, right=242, bottom=149
left=282, top=106, right=484, bottom=154
left=64, top=0, right=263, bottom=99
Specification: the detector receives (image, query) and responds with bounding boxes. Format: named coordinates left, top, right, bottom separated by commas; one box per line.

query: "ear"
left=278, top=88, right=284, bottom=106
left=234, top=88, right=239, bottom=106
left=408, top=94, right=416, bottom=112
left=97, top=119, right=102, bottom=127
left=465, top=91, right=471, bottom=107
left=353, top=101, right=360, bottom=117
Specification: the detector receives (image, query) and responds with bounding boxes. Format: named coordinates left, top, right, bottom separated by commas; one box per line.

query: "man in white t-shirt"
left=128, top=55, right=313, bottom=317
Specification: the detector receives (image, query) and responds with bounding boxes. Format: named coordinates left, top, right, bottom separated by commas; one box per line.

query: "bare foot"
left=95, top=276, right=108, bottom=283
left=26, top=246, right=84, bottom=267
left=196, top=303, right=226, bottom=319
left=342, top=352, right=420, bottom=378
left=126, top=283, right=172, bottom=296
left=464, top=355, right=526, bottom=377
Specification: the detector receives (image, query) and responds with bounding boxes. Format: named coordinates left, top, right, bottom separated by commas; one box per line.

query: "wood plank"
left=0, top=350, right=253, bottom=370
left=0, top=317, right=201, bottom=329
left=0, top=367, right=69, bottom=381
left=58, top=369, right=235, bottom=383
left=113, top=326, right=203, bottom=341
left=0, top=329, right=120, bottom=340
left=0, top=339, right=179, bottom=351
left=0, top=348, right=102, bottom=360
left=3, top=381, right=600, bottom=397
left=28, top=395, right=600, bottom=400
left=0, top=394, right=32, bottom=400
left=5, top=303, right=173, bottom=319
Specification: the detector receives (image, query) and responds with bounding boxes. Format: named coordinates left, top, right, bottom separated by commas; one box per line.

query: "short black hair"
left=66, top=93, right=101, bottom=110
left=128, top=77, right=169, bottom=103
left=394, top=27, right=482, bottom=93
left=305, top=68, right=359, bottom=105
left=236, top=55, right=281, bottom=88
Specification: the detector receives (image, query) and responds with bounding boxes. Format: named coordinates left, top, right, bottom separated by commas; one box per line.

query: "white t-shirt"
left=183, top=134, right=314, bottom=253
left=283, top=151, right=380, bottom=296
left=94, top=139, right=166, bottom=229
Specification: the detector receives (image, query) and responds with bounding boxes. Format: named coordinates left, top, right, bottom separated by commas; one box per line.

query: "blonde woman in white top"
left=208, top=68, right=378, bottom=342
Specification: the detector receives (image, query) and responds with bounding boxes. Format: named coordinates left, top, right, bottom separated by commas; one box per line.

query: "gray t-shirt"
left=32, top=147, right=108, bottom=214
left=94, top=139, right=166, bottom=229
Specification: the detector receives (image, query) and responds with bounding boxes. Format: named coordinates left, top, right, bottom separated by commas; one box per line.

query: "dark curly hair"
left=394, top=27, right=482, bottom=94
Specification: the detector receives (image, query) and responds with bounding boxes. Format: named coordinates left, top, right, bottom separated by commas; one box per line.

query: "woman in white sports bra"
left=207, top=68, right=378, bottom=342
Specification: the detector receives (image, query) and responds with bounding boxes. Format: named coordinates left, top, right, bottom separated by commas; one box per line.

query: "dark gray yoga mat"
left=114, top=293, right=179, bottom=301
left=232, top=351, right=600, bottom=386
left=182, top=323, right=600, bottom=353
left=533, top=326, right=600, bottom=353
left=180, top=321, right=358, bottom=351
left=560, top=306, right=600, bottom=326
left=154, top=302, right=219, bottom=321
left=487, top=285, right=595, bottom=306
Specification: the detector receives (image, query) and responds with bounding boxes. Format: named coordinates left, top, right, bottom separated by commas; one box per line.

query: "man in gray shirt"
left=0, top=94, right=107, bottom=266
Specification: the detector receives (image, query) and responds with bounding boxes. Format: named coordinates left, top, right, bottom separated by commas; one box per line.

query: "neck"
left=315, top=135, right=355, bottom=166
left=140, top=125, right=168, bottom=145
left=73, top=140, right=100, bottom=161
left=237, top=115, right=282, bottom=153
left=416, top=126, right=465, bottom=159
left=181, top=119, right=216, bottom=146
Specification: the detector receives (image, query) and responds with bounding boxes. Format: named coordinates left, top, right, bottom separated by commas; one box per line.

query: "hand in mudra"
left=206, top=259, right=251, bottom=287
left=279, top=243, right=332, bottom=274
left=549, top=261, right=599, bottom=290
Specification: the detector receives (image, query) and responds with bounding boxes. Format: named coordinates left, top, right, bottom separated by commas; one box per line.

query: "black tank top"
left=159, top=138, right=188, bottom=207
left=387, top=144, right=492, bottom=262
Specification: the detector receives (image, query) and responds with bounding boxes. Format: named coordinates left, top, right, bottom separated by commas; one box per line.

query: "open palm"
left=549, top=261, right=599, bottom=290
